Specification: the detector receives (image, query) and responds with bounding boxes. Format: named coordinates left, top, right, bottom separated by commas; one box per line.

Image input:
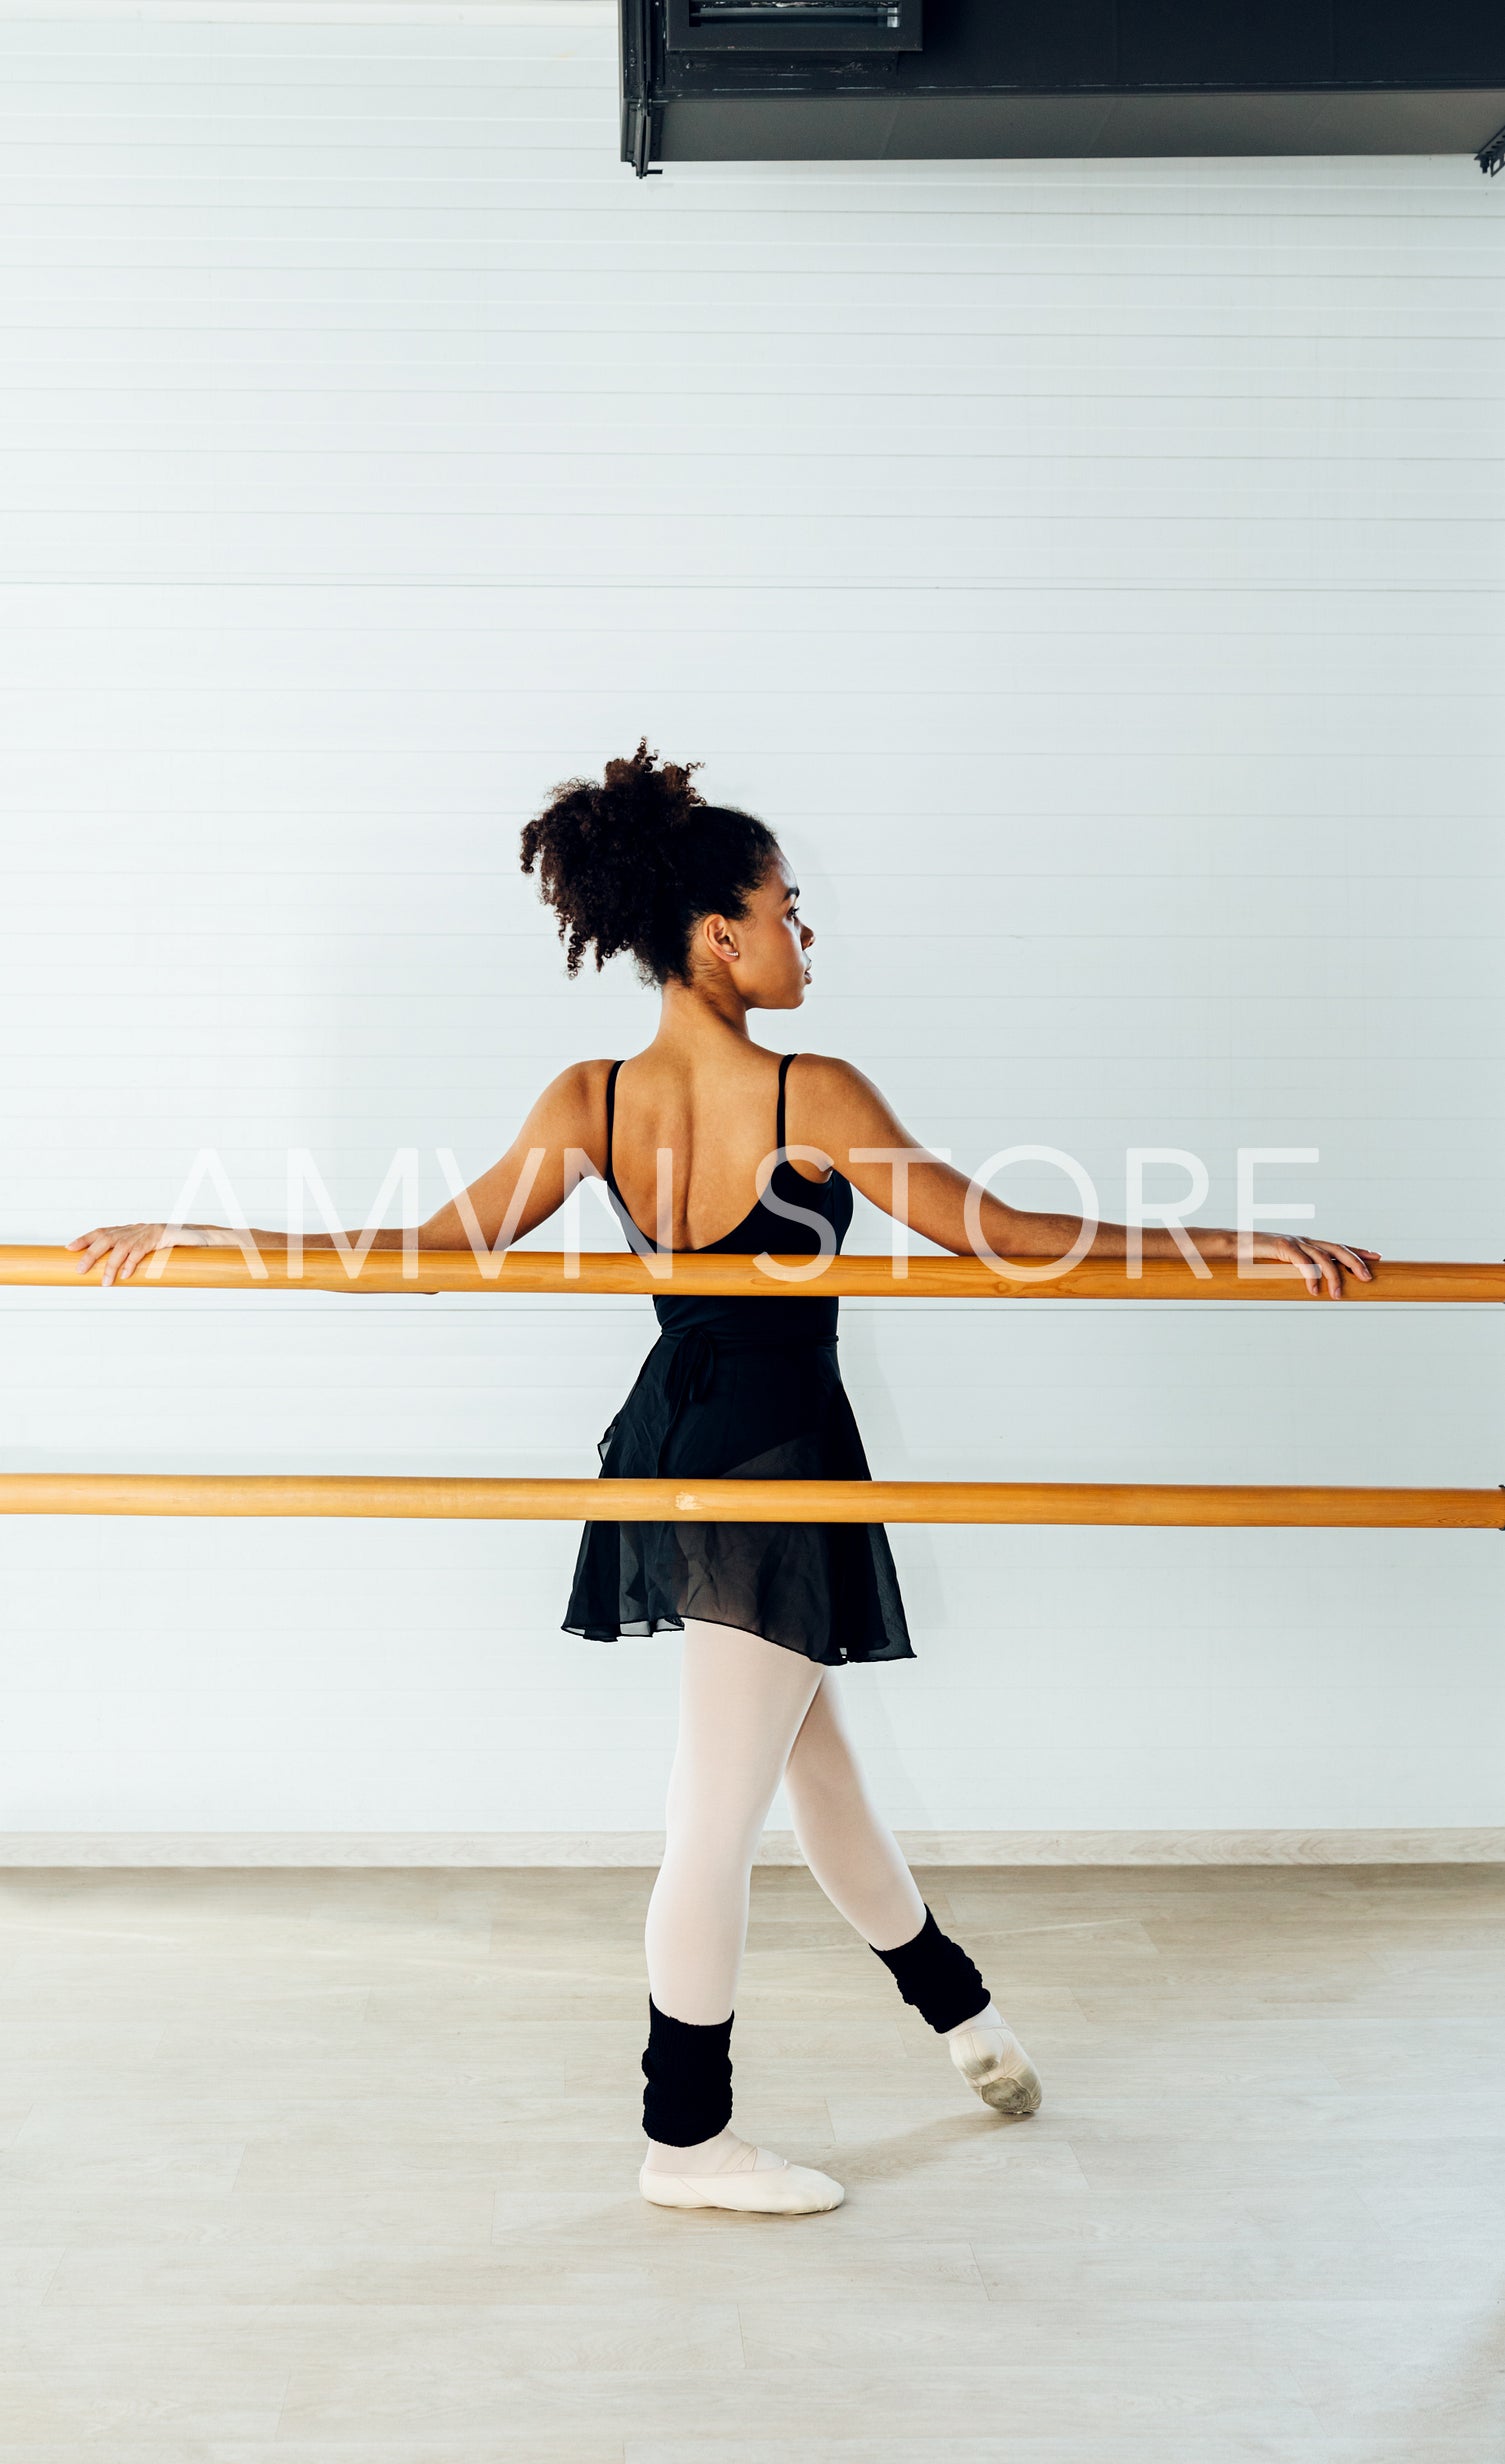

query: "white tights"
left=644, top=1618, right=928, bottom=2030
left=640, top=1620, right=1001, bottom=2179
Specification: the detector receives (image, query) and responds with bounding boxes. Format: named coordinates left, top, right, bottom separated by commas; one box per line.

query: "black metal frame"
left=619, top=0, right=663, bottom=174
left=621, top=0, right=1505, bottom=175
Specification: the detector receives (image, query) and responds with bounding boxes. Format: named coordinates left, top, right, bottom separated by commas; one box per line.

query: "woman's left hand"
left=1244, top=1232, right=1381, bottom=1297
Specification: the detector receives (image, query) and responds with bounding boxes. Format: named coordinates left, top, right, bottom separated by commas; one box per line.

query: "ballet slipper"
left=948, top=2014, right=1043, bottom=2117
left=639, top=2150, right=844, bottom=2214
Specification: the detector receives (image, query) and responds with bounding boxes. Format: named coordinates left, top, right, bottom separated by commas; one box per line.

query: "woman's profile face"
left=697, top=851, right=813, bottom=1010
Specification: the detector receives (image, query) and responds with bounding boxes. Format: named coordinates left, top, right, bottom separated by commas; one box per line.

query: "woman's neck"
left=650, top=974, right=752, bottom=1055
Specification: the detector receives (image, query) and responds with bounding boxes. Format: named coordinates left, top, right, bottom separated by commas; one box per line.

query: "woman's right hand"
left=65, top=1221, right=212, bottom=1287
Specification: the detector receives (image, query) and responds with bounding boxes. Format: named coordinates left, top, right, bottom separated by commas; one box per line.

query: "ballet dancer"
left=68, top=740, right=1378, bottom=2216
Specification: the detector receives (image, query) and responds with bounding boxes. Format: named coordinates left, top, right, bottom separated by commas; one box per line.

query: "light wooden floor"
left=1, top=1865, right=1501, bottom=2463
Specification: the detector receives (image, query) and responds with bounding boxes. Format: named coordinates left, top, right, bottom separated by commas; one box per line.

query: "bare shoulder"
left=790, top=1050, right=874, bottom=1092
left=520, top=1056, right=616, bottom=1143
left=787, top=1051, right=903, bottom=1129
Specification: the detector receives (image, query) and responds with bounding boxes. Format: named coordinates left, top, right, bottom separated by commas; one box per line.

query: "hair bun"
left=521, top=739, right=777, bottom=986
left=601, top=739, right=705, bottom=820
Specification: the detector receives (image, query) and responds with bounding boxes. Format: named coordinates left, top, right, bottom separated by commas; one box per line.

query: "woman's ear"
left=701, top=912, right=740, bottom=965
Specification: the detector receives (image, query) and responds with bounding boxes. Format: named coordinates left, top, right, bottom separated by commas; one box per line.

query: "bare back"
left=603, top=1046, right=833, bottom=1255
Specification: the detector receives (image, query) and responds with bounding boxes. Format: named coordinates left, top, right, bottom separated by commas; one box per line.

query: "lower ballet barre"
left=1, top=1475, right=1500, bottom=1528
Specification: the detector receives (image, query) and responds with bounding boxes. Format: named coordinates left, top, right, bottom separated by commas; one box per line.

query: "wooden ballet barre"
left=1, top=1476, right=1500, bottom=1528
left=5, top=1246, right=1503, bottom=1302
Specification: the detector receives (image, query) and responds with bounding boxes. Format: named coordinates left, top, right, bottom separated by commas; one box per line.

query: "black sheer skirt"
left=561, top=1323, right=915, bottom=1667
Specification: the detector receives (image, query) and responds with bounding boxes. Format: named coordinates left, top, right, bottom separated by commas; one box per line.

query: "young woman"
left=69, top=741, right=1378, bottom=2218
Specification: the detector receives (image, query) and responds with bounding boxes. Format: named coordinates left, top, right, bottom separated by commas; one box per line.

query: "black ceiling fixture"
left=619, top=0, right=1505, bottom=175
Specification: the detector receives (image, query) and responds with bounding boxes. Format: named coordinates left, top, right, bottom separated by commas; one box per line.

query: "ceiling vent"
left=666, top=0, right=923, bottom=52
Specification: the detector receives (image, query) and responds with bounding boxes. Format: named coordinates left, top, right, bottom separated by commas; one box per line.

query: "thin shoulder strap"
left=775, top=1050, right=795, bottom=1158
left=603, top=1059, right=623, bottom=1195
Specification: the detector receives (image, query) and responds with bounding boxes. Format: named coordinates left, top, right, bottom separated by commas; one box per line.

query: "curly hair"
left=520, top=738, right=781, bottom=987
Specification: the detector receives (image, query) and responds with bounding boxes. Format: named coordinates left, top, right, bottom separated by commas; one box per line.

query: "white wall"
left=2, top=0, right=1501, bottom=1842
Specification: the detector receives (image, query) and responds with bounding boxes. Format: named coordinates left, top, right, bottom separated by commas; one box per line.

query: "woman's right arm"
left=66, top=1061, right=611, bottom=1286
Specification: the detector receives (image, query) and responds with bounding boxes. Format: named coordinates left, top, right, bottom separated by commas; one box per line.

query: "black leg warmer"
left=641, top=1998, right=735, bottom=2146
left=869, top=1905, right=990, bottom=2034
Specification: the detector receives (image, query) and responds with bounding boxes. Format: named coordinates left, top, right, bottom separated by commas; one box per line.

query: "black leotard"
left=561, top=1051, right=914, bottom=1665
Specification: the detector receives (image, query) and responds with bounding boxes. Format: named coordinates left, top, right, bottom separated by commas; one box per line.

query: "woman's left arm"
left=797, top=1054, right=1379, bottom=1300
